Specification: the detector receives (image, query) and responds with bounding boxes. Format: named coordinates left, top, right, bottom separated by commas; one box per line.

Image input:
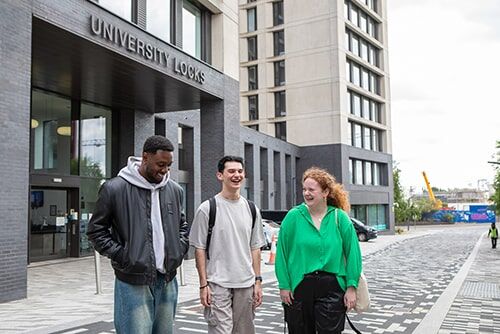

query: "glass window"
left=346, top=61, right=351, bottom=81
left=248, top=95, right=259, bottom=120
left=368, top=204, right=378, bottom=228
left=362, top=97, right=370, bottom=119
left=351, top=35, right=359, bottom=56
left=146, top=0, right=171, bottom=42
left=377, top=205, right=387, bottom=230
left=361, top=68, right=369, bottom=90
left=182, top=0, right=201, bottom=58
left=247, top=7, right=257, bottom=32
left=350, top=5, right=358, bottom=26
left=365, top=161, right=372, bottom=185
left=248, top=124, right=259, bottom=131
left=348, top=121, right=352, bottom=145
left=273, top=30, right=285, bottom=56
left=371, top=128, right=379, bottom=151
left=349, top=159, right=354, bottom=184
left=346, top=90, right=351, bottom=113
left=31, top=90, right=72, bottom=174
left=360, top=40, right=368, bottom=61
left=97, top=0, right=132, bottom=21
left=353, top=93, right=361, bottom=117
left=344, top=1, right=349, bottom=20
left=373, top=163, right=380, bottom=185
left=352, top=63, right=360, bottom=86
left=248, top=36, right=257, bottom=61
left=345, top=31, right=350, bottom=51
left=275, top=91, right=286, bottom=117
left=359, top=12, right=367, bottom=33
left=275, top=121, right=286, bottom=141
left=80, top=103, right=112, bottom=178
left=370, top=73, right=379, bottom=94
left=355, top=160, right=363, bottom=184
left=274, top=60, right=285, bottom=86
left=248, top=65, right=258, bottom=90
left=354, top=124, right=362, bottom=147
left=363, top=126, right=371, bottom=150
left=273, top=1, right=284, bottom=26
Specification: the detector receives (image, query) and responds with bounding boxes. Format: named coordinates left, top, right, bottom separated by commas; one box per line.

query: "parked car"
left=262, top=219, right=280, bottom=250
left=350, top=217, right=378, bottom=242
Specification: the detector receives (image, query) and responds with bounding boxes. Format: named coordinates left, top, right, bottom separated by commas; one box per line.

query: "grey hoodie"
left=118, top=156, right=169, bottom=273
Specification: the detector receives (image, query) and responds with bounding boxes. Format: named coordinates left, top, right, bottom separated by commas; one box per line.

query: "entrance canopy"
left=32, top=17, right=222, bottom=112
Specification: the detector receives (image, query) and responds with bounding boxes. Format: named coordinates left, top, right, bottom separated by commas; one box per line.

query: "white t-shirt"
left=189, top=194, right=266, bottom=288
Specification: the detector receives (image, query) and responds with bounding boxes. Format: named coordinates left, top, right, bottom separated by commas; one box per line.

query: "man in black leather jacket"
left=87, top=135, right=189, bottom=334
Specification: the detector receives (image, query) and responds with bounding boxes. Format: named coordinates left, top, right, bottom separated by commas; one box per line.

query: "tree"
left=393, top=164, right=412, bottom=224
left=490, top=141, right=500, bottom=215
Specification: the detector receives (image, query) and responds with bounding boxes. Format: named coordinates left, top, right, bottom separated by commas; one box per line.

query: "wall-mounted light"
left=57, top=126, right=71, bottom=136
left=31, top=119, right=39, bottom=129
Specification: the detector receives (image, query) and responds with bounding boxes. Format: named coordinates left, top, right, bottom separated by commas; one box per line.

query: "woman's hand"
left=344, top=286, right=357, bottom=310
left=280, top=289, right=294, bottom=306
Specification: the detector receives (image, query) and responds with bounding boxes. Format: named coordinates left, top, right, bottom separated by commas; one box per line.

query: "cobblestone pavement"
left=48, top=225, right=494, bottom=334
left=438, top=233, right=500, bottom=334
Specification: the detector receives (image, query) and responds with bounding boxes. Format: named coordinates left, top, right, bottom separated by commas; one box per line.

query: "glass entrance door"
left=29, top=188, right=70, bottom=261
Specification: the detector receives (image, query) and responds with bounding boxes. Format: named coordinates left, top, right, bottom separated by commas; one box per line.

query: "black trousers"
left=284, top=271, right=346, bottom=334
left=492, top=237, right=497, bottom=249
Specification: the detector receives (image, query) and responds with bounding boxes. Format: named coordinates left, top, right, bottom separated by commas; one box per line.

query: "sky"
left=387, top=0, right=500, bottom=193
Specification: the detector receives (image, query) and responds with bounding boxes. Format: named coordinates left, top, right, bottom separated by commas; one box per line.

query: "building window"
left=247, top=7, right=257, bottom=32
left=248, top=36, right=257, bottom=61
left=248, top=95, right=259, bottom=120
left=274, top=60, right=285, bottom=86
left=273, top=1, right=284, bottom=26
left=97, top=0, right=133, bottom=21
left=273, top=30, right=285, bottom=56
left=248, top=65, right=258, bottom=90
left=353, top=123, right=362, bottom=147
left=146, top=0, right=171, bottom=42
left=275, top=122, right=286, bottom=141
left=355, top=160, right=363, bottom=184
left=274, top=91, right=286, bottom=117
left=248, top=124, right=259, bottom=131
left=182, top=0, right=202, bottom=58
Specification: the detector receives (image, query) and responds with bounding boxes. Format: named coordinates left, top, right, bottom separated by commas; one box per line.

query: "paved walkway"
left=1, top=224, right=497, bottom=333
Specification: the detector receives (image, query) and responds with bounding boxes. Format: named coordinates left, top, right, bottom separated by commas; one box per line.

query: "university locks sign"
left=90, top=15, right=205, bottom=84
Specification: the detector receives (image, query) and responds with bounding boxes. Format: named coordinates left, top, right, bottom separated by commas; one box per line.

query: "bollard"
left=94, top=250, right=102, bottom=295
left=179, top=262, right=186, bottom=286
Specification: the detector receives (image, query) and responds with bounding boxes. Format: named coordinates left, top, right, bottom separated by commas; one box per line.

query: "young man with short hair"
left=189, top=155, right=266, bottom=334
left=88, top=135, right=189, bottom=334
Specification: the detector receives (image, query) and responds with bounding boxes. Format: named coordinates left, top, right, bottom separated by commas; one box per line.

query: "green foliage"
left=393, top=164, right=420, bottom=224
left=413, top=198, right=435, bottom=214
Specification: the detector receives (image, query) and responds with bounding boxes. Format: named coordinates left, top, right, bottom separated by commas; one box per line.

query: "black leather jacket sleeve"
left=87, top=182, right=124, bottom=263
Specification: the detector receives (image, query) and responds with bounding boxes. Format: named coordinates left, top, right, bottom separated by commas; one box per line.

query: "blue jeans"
left=114, top=275, right=178, bottom=334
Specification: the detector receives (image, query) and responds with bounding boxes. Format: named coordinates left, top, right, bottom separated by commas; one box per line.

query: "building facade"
left=0, top=0, right=301, bottom=303
left=239, top=0, right=394, bottom=231
left=0, top=0, right=393, bottom=303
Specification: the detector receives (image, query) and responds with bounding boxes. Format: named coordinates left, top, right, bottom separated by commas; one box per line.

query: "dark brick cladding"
left=0, top=0, right=32, bottom=302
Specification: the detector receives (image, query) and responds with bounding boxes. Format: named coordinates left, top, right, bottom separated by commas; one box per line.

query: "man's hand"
left=344, top=286, right=357, bottom=310
left=200, top=285, right=211, bottom=307
left=253, top=281, right=263, bottom=308
left=280, top=289, right=293, bottom=306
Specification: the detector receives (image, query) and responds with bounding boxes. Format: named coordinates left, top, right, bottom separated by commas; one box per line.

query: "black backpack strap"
left=206, top=197, right=216, bottom=260
left=247, top=200, right=257, bottom=229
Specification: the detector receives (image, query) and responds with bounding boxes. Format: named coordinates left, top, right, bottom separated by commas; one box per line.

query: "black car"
left=350, top=217, right=378, bottom=242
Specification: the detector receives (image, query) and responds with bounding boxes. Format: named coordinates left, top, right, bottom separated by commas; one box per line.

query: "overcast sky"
left=387, top=0, right=500, bottom=193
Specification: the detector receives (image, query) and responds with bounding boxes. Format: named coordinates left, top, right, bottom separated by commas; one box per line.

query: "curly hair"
left=302, top=167, right=350, bottom=212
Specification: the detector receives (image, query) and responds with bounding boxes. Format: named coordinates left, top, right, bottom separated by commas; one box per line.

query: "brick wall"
left=0, top=0, right=32, bottom=303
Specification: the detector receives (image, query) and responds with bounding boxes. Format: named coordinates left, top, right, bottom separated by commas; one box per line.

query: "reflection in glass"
left=98, top=0, right=132, bottom=21
left=80, top=178, right=104, bottom=256
left=31, top=90, right=72, bottom=174
left=147, top=0, right=171, bottom=42
left=182, top=1, right=201, bottom=58
left=80, top=103, right=112, bottom=179
left=247, top=7, right=257, bottom=32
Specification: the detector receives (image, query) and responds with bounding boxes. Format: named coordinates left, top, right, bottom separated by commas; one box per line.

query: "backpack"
left=205, top=196, right=257, bottom=260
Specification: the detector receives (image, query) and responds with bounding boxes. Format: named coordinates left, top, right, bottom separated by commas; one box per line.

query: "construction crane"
left=422, top=171, right=442, bottom=209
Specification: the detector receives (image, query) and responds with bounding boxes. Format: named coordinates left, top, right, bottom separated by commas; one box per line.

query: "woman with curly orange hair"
left=275, top=167, right=362, bottom=333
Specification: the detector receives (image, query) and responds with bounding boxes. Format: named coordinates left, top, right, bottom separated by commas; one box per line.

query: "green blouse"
left=275, top=203, right=362, bottom=292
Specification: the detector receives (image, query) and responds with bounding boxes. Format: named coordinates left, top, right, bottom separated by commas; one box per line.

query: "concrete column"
left=200, top=76, right=240, bottom=201
left=134, top=110, right=155, bottom=155
left=0, top=0, right=32, bottom=302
